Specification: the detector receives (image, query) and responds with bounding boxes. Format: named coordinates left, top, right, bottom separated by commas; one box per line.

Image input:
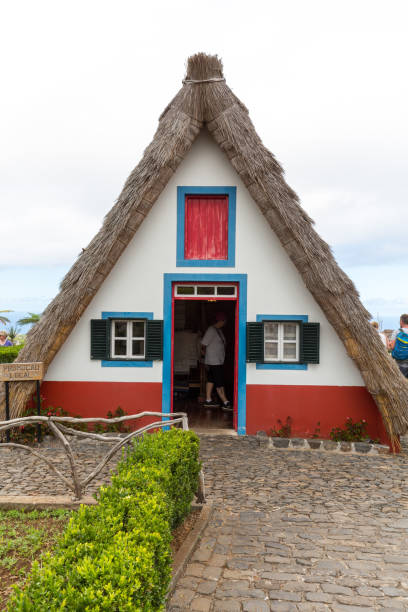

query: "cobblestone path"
left=0, top=438, right=122, bottom=496
left=169, top=435, right=408, bottom=612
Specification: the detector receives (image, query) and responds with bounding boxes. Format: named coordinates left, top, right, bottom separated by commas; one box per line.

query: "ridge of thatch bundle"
left=3, top=53, right=408, bottom=449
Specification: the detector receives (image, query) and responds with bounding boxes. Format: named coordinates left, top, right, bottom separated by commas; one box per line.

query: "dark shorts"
left=397, top=363, right=408, bottom=378
left=207, top=364, right=225, bottom=388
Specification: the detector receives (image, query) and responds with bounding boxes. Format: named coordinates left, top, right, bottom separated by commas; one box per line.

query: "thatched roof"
left=3, top=53, right=408, bottom=449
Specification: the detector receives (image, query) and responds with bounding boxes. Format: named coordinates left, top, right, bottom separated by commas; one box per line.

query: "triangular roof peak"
left=3, top=53, right=408, bottom=447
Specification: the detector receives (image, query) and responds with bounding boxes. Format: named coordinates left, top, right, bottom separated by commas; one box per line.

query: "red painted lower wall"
left=41, top=381, right=388, bottom=445
left=41, top=381, right=162, bottom=430
left=246, top=385, right=389, bottom=444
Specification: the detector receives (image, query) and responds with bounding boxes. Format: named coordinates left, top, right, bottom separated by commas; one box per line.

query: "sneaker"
left=204, top=400, right=220, bottom=407
left=222, top=401, right=233, bottom=412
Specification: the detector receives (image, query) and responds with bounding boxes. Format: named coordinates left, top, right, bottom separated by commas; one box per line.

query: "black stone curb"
left=255, top=431, right=390, bottom=455
left=167, top=502, right=213, bottom=598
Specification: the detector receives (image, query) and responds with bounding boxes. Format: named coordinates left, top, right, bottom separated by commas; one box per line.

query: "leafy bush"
left=8, top=429, right=201, bottom=611
left=268, top=416, right=292, bottom=438
left=330, top=417, right=369, bottom=442
left=0, top=345, right=24, bottom=363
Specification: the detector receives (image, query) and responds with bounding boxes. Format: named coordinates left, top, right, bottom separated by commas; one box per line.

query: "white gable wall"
left=45, top=130, right=363, bottom=386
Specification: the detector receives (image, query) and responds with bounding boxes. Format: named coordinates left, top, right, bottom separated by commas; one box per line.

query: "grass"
left=0, top=507, right=71, bottom=609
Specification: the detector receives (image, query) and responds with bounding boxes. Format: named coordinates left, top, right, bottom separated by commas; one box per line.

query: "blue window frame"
left=256, top=314, right=309, bottom=370
left=101, top=311, right=153, bottom=367
left=176, top=186, right=236, bottom=267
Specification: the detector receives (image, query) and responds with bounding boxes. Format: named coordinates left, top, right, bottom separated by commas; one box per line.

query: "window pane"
left=265, top=342, right=278, bottom=360
left=283, top=343, right=297, bottom=360
left=264, top=322, right=278, bottom=340
left=197, top=286, right=215, bottom=295
left=217, top=286, right=235, bottom=295
left=114, top=340, right=127, bottom=356
left=132, top=321, right=145, bottom=338
left=177, top=286, right=195, bottom=295
left=283, top=324, right=297, bottom=340
left=114, top=321, right=127, bottom=337
left=132, top=340, right=144, bottom=356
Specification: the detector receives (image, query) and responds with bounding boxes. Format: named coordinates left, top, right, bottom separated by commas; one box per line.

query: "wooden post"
left=5, top=382, right=10, bottom=442
left=36, top=380, right=41, bottom=443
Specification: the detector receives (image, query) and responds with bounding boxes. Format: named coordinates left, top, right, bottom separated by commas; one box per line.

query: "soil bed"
left=171, top=507, right=201, bottom=556
left=0, top=508, right=71, bottom=610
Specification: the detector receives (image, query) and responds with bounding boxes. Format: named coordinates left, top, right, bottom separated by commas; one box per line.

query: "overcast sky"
left=1, top=0, right=407, bottom=328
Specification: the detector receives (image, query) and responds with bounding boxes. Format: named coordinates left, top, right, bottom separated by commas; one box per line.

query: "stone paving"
left=1, top=433, right=408, bottom=610
left=0, top=437, right=123, bottom=496
left=168, top=435, right=408, bottom=612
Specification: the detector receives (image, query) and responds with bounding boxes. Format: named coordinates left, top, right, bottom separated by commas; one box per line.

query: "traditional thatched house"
left=3, top=53, right=408, bottom=449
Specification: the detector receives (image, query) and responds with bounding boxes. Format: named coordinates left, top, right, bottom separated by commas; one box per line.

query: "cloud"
left=0, top=158, right=126, bottom=267
left=301, top=186, right=407, bottom=266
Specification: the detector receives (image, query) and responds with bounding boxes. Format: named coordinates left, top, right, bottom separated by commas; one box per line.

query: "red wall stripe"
left=40, top=381, right=389, bottom=445
left=246, top=384, right=388, bottom=444
left=40, top=381, right=162, bottom=430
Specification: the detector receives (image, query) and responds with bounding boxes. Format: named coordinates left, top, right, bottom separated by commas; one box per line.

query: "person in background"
left=388, top=314, right=408, bottom=378
left=201, top=312, right=232, bottom=411
left=0, top=331, right=12, bottom=347
left=370, top=321, right=387, bottom=347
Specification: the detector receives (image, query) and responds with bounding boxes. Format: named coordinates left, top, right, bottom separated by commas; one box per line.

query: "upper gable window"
left=177, top=186, right=236, bottom=267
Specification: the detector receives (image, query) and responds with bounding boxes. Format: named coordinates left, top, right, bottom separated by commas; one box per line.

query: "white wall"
left=45, top=130, right=363, bottom=386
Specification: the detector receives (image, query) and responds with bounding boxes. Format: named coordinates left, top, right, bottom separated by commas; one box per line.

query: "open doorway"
left=172, top=285, right=238, bottom=431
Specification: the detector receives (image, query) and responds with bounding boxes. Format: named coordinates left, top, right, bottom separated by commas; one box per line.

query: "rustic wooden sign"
left=0, top=362, right=44, bottom=382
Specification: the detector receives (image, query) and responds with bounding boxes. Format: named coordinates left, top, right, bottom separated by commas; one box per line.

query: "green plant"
left=0, top=310, right=12, bottom=326
left=6, top=325, right=20, bottom=343
left=8, top=429, right=201, bottom=611
left=7, top=403, right=71, bottom=445
left=330, top=417, right=369, bottom=442
left=106, top=406, right=131, bottom=433
left=269, top=416, right=292, bottom=438
left=312, top=421, right=321, bottom=438
left=0, top=345, right=24, bottom=363
left=16, top=313, right=41, bottom=327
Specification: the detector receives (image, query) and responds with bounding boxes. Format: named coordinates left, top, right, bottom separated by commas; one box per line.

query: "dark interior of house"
left=173, top=299, right=236, bottom=430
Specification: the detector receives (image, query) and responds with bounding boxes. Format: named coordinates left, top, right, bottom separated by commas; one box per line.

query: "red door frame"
left=171, top=282, right=240, bottom=429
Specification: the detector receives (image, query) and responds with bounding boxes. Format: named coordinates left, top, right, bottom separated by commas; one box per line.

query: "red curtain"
left=184, top=195, right=228, bottom=260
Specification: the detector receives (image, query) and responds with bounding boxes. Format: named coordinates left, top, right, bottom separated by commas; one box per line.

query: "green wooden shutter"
left=301, top=322, right=320, bottom=364
left=90, top=319, right=110, bottom=360
left=246, top=322, right=264, bottom=363
left=146, top=320, right=163, bottom=361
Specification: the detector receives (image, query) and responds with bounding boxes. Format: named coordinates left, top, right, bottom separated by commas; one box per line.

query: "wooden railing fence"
left=0, top=412, right=205, bottom=501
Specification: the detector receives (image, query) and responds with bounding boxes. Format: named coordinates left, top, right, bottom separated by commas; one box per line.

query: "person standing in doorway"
left=201, top=312, right=232, bottom=411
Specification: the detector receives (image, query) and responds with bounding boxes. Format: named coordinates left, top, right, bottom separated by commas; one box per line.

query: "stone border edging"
left=256, top=432, right=390, bottom=455
left=168, top=502, right=213, bottom=598
left=0, top=494, right=97, bottom=509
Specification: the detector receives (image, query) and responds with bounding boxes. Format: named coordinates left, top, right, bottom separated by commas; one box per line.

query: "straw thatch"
left=2, top=53, right=408, bottom=449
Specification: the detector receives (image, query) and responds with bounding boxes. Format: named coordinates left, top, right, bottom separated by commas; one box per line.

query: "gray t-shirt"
left=201, top=325, right=226, bottom=365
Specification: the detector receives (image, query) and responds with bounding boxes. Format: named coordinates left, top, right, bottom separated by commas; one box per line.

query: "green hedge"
left=8, top=429, right=201, bottom=611
left=0, top=345, right=24, bottom=363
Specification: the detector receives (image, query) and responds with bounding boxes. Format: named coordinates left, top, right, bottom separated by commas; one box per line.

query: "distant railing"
left=0, top=412, right=204, bottom=501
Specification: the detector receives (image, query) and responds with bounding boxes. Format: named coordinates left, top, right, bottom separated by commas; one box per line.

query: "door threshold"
left=191, top=427, right=238, bottom=436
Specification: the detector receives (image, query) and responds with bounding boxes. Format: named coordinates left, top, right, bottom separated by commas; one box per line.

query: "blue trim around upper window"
left=101, top=311, right=153, bottom=367
left=256, top=314, right=309, bottom=370
left=176, top=186, right=236, bottom=267
left=163, top=273, right=247, bottom=435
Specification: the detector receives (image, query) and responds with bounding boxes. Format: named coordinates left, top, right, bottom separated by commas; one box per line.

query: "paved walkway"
left=168, top=435, right=408, bottom=612
left=0, top=437, right=122, bottom=496
left=2, top=433, right=408, bottom=610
